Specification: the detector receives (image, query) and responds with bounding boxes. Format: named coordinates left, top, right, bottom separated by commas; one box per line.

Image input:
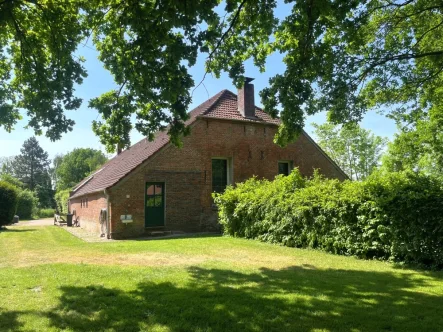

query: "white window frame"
left=211, top=157, right=233, bottom=190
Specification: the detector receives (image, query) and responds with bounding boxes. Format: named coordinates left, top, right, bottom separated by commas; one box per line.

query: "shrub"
left=0, top=181, right=18, bottom=226
left=16, top=189, right=39, bottom=219
left=38, top=208, right=55, bottom=218
left=55, top=189, right=70, bottom=214
left=0, top=174, right=24, bottom=189
left=214, top=169, right=443, bottom=269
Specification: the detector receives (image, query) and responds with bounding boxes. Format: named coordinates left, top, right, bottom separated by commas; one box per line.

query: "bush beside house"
left=55, top=189, right=70, bottom=214
left=214, top=169, right=443, bottom=269
left=0, top=181, right=18, bottom=226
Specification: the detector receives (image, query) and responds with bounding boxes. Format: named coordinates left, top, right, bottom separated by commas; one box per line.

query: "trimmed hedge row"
left=214, top=170, right=443, bottom=269
left=0, top=181, right=18, bottom=226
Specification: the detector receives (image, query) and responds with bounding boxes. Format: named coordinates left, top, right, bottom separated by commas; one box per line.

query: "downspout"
left=104, top=189, right=111, bottom=239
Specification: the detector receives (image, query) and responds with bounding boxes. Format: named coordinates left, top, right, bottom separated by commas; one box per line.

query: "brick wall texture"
left=69, top=192, right=107, bottom=234
left=70, top=118, right=346, bottom=239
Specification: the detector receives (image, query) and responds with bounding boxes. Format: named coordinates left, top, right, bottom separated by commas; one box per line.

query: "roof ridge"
left=125, top=89, right=229, bottom=150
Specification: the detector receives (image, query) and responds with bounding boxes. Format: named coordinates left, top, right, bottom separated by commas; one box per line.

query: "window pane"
left=278, top=162, right=289, bottom=176
left=147, top=185, right=155, bottom=195
left=212, top=159, right=228, bottom=193
left=155, top=195, right=163, bottom=207
left=146, top=197, right=156, bottom=207
left=155, top=184, right=162, bottom=195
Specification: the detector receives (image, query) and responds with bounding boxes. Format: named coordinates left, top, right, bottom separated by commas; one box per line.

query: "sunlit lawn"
left=1, top=225, right=442, bottom=331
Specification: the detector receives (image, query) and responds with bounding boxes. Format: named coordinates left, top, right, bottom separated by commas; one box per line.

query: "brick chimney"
left=238, top=77, right=255, bottom=118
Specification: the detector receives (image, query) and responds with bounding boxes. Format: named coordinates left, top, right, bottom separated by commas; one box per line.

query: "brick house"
left=69, top=81, right=347, bottom=239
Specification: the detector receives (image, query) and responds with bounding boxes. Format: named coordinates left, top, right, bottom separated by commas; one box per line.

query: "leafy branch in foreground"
left=1, top=1, right=442, bottom=151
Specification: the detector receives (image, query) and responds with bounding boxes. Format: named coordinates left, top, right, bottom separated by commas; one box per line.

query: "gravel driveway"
left=9, top=218, right=54, bottom=227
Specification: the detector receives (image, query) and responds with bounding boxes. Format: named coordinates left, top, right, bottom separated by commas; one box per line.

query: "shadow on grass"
left=133, top=233, right=222, bottom=242
left=0, top=309, right=25, bottom=331
left=0, top=227, right=36, bottom=233
left=43, top=266, right=443, bottom=331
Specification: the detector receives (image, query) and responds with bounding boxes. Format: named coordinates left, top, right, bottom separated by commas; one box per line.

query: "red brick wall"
left=106, top=118, right=346, bottom=238
left=69, top=192, right=108, bottom=233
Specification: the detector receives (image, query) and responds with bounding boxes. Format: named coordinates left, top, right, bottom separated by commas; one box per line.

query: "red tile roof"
left=70, top=90, right=280, bottom=198
left=200, top=90, right=280, bottom=125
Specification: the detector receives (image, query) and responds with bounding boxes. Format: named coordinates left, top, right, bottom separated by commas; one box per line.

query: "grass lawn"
left=1, top=226, right=442, bottom=331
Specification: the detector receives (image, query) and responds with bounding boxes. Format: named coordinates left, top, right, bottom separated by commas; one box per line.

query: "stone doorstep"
left=149, top=230, right=173, bottom=237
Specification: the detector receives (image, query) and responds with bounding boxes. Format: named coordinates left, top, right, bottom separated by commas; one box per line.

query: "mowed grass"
left=1, top=226, right=443, bottom=332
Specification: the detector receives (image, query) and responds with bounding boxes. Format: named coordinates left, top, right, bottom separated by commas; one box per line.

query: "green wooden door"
left=145, top=182, right=165, bottom=227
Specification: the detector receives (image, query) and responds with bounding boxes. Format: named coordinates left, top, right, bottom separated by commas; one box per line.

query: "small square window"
left=278, top=162, right=291, bottom=176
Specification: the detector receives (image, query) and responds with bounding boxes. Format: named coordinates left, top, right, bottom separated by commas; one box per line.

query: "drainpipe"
left=104, top=189, right=111, bottom=239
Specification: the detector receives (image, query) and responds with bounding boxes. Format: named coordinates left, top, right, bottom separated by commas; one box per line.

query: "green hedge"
left=16, top=189, right=39, bottom=219
left=38, top=208, right=55, bottom=218
left=214, top=170, right=443, bottom=269
left=55, top=189, right=70, bottom=214
left=0, top=181, right=18, bottom=226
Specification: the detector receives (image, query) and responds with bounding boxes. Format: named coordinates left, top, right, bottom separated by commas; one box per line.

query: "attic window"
left=278, top=161, right=292, bottom=176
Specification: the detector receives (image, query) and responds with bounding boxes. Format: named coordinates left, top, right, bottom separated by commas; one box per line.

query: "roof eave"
left=301, top=130, right=350, bottom=180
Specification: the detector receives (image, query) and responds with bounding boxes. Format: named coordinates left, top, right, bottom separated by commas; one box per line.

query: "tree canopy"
left=9, top=137, right=53, bottom=207
left=381, top=111, right=443, bottom=176
left=313, top=123, right=387, bottom=180
left=54, top=148, right=108, bottom=190
left=0, top=156, right=14, bottom=175
left=1, top=0, right=442, bottom=151
left=12, top=137, right=50, bottom=190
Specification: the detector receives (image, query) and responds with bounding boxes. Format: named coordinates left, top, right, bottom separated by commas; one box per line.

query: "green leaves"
left=215, top=169, right=443, bottom=268
left=1, top=0, right=87, bottom=140
left=2, top=0, right=443, bottom=152
left=313, top=122, right=388, bottom=180
left=0, top=180, right=18, bottom=226
left=54, top=148, right=107, bottom=191
left=87, top=0, right=219, bottom=151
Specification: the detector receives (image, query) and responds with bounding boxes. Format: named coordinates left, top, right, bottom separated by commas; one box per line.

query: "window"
left=146, top=184, right=163, bottom=207
left=212, top=158, right=231, bottom=193
left=80, top=198, right=88, bottom=208
left=278, top=161, right=291, bottom=176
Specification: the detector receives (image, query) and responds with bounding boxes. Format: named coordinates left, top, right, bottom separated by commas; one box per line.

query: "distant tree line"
left=0, top=137, right=107, bottom=222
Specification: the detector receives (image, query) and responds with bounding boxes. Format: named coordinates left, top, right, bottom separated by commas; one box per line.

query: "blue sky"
left=0, top=2, right=397, bottom=160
